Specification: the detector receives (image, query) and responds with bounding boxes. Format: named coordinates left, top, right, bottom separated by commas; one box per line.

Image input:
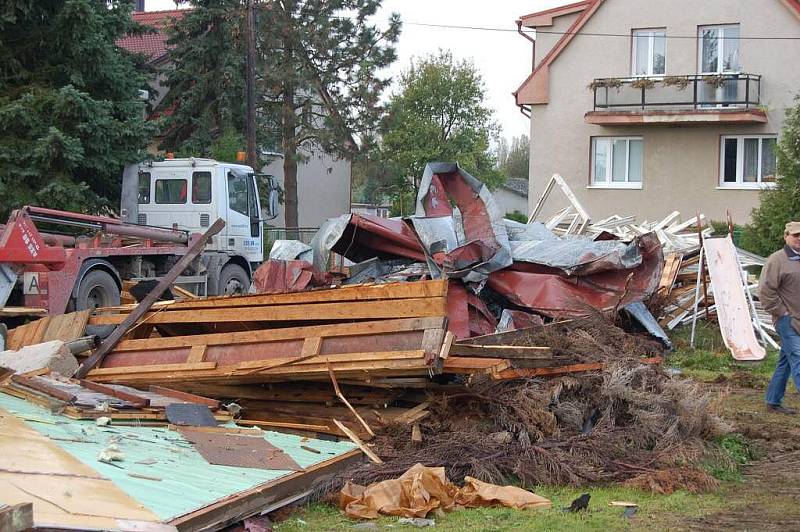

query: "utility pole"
left=245, top=0, right=257, bottom=169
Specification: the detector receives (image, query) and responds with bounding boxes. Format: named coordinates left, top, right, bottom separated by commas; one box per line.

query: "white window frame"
left=698, top=24, right=740, bottom=74
left=590, top=136, right=644, bottom=189
left=632, top=28, right=666, bottom=77
left=718, top=135, right=778, bottom=189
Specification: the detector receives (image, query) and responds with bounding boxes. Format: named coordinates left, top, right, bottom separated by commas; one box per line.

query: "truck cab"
left=121, top=158, right=272, bottom=295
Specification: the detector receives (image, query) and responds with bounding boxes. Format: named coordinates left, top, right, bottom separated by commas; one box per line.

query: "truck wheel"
left=218, top=264, right=250, bottom=296
left=74, top=270, right=121, bottom=311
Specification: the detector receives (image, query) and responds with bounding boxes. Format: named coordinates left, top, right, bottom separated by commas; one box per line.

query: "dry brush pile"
left=315, top=318, right=730, bottom=497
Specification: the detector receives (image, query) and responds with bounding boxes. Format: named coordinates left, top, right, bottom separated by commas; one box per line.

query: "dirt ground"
left=666, top=381, right=800, bottom=531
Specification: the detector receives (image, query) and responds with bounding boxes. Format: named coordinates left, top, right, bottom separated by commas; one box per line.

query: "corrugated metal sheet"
left=0, top=393, right=355, bottom=521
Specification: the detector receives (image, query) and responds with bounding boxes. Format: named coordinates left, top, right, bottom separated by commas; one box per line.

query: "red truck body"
left=0, top=206, right=199, bottom=315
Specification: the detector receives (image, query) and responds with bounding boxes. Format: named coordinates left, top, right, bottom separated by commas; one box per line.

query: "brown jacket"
left=760, top=246, right=800, bottom=329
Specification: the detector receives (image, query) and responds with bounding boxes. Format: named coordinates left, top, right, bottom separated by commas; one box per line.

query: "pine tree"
left=0, top=0, right=153, bottom=218
left=742, top=98, right=800, bottom=256
left=258, top=0, right=401, bottom=228
left=159, top=0, right=254, bottom=155
left=160, top=0, right=400, bottom=229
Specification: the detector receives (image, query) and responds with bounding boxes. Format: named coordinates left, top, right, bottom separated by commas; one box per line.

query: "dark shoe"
left=767, top=404, right=797, bottom=415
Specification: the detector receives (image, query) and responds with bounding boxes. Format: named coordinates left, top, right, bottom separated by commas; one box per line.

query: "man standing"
left=761, top=222, right=800, bottom=414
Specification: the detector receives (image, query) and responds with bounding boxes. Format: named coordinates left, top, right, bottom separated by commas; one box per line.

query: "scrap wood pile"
left=0, top=163, right=745, bottom=528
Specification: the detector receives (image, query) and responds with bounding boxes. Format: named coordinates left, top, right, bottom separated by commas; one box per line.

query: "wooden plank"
left=137, top=279, right=448, bottom=311
left=238, top=419, right=332, bottom=432
left=301, top=337, right=322, bottom=357
left=234, top=350, right=428, bottom=370
left=391, top=401, right=431, bottom=425
left=333, top=418, right=382, bottom=464
left=10, top=374, right=76, bottom=403
left=448, top=344, right=553, bottom=359
left=328, top=364, right=374, bottom=437
left=441, top=357, right=511, bottom=374
left=88, top=297, right=447, bottom=325
left=186, top=345, right=207, bottom=363
left=494, top=357, right=664, bottom=380
left=438, top=331, right=455, bottom=360
left=114, top=317, right=445, bottom=352
left=75, top=218, right=226, bottom=379
left=77, top=379, right=150, bottom=407
left=6, top=317, right=51, bottom=350
left=0, top=502, right=33, bottom=532
left=88, top=361, right=218, bottom=376
left=148, top=385, right=220, bottom=409
left=41, top=310, right=91, bottom=343
left=0, top=307, right=47, bottom=317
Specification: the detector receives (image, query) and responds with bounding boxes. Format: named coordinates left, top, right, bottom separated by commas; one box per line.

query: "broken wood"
left=75, top=218, right=225, bottom=378
left=328, top=364, right=374, bottom=437
left=333, top=418, right=382, bottom=464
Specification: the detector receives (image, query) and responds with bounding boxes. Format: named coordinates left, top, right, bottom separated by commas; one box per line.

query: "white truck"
left=120, top=157, right=278, bottom=297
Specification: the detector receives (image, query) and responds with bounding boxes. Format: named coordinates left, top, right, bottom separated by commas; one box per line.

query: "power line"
left=402, top=20, right=800, bottom=41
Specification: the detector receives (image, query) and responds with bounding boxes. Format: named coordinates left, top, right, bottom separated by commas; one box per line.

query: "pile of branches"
left=497, top=312, right=665, bottom=363
left=314, top=361, right=730, bottom=497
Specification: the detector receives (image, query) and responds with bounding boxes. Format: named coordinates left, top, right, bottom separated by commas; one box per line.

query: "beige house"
left=514, top=0, right=800, bottom=223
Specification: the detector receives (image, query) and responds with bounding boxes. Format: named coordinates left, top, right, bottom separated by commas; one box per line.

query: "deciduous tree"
left=382, top=51, right=504, bottom=191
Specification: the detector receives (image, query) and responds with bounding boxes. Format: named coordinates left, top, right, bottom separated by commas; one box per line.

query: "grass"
left=274, top=485, right=727, bottom=532
left=667, top=321, right=778, bottom=382
left=704, top=433, right=762, bottom=482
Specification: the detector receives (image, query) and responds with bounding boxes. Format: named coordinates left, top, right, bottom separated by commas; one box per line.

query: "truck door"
left=225, top=169, right=263, bottom=262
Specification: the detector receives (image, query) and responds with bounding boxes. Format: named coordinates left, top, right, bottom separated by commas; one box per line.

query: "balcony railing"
left=591, top=73, right=761, bottom=111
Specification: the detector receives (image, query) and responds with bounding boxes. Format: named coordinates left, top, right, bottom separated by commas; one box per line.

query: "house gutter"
left=516, top=20, right=535, bottom=119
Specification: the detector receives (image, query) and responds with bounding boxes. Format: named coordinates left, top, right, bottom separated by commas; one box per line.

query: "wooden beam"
left=438, top=331, right=455, bottom=359
left=148, top=385, right=221, bottom=409
left=333, top=419, right=382, bottom=464
left=328, top=364, right=374, bottom=437
left=88, top=297, right=446, bottom=325
left=76, top=218, right=225, bottom=378
left=78, top=379, right=150, bottom=407
left=186, top=345, right=207, bottom=363
left=448, top=344, right=553, bottom=359
left=114, top=317, right=445, bottom=352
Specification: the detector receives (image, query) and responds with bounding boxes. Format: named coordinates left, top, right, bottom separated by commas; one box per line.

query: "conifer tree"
left=0, top=0, right=153, bottom=217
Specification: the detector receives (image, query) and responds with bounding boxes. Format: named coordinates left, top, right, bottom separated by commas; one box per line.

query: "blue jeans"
left=766, top=315, right=800, bottom=406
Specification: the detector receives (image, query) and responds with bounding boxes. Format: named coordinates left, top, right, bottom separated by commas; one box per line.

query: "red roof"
left=117, top=9, right=188, bottom=62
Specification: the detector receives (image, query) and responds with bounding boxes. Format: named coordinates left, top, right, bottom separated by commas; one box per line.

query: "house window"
left=591, top=137, right=643, bottom=188
left=720, top=135, right=777, bottom=187
left=699, top=24, right=740, bottom=74
left=632, top=29, right=666, bottom=76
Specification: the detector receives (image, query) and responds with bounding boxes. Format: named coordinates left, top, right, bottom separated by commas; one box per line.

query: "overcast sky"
left=146, top=0, right=568, bottom=140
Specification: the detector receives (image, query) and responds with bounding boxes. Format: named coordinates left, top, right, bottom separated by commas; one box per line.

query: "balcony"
left=585, top=73, right=767, bottom=126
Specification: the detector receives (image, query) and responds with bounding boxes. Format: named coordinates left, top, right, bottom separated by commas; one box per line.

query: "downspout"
left=516, top=20, right=535, bottom=119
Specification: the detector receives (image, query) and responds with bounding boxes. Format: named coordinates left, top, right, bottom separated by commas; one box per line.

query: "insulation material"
left=339, top=463, right=550, bottom=519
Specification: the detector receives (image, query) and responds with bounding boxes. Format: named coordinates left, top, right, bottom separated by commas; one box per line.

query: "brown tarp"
left=339, top=463, right=551, bottom=519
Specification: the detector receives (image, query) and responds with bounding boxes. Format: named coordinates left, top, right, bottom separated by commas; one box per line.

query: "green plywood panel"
left=0, top=393, right=355, bottom=521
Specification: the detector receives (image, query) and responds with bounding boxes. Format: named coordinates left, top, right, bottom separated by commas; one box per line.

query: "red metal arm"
left=0, top=209, right=67, bottom=266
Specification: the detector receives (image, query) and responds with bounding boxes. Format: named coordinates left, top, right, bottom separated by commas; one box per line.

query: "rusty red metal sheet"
left=488, top=233, right=663, bottom=318
left=253, top=259, right=330, bottom=294
left=331, top=214, right=426, bottom=263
